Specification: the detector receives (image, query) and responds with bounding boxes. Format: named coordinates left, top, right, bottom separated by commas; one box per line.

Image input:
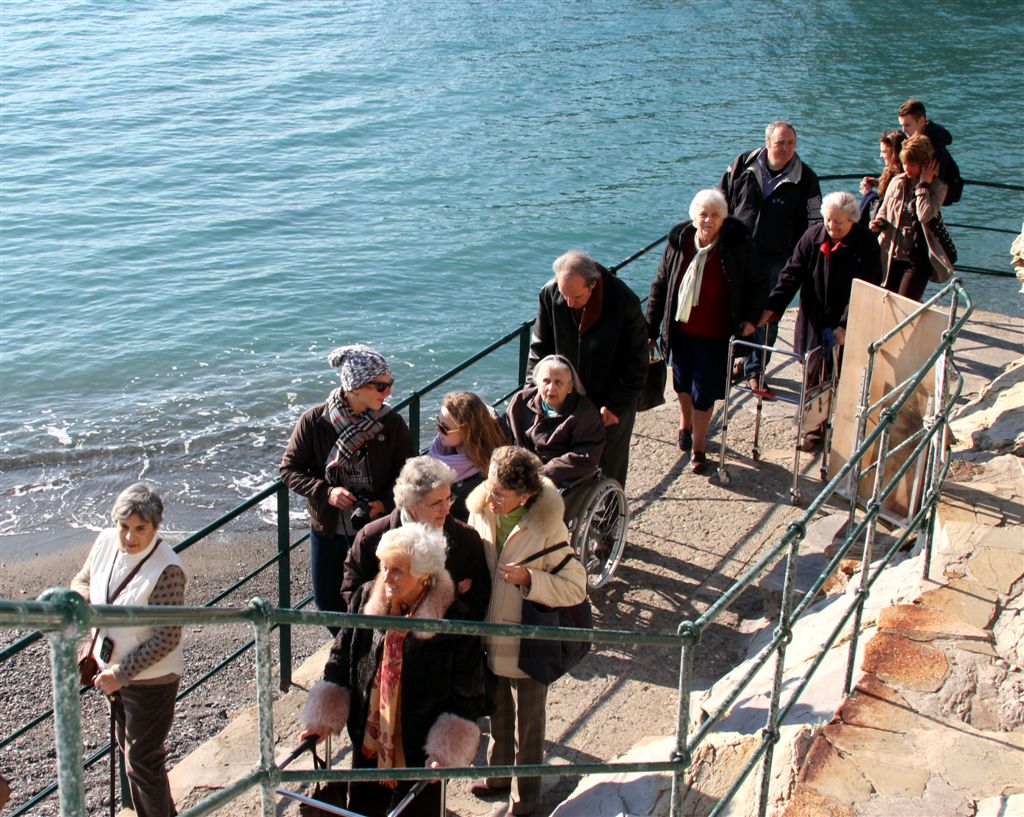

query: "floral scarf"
left=361, top=583, right=430, bottom=784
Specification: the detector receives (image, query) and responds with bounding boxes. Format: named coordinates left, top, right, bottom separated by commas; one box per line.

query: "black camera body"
left=349, top=490, right=377, bottom=532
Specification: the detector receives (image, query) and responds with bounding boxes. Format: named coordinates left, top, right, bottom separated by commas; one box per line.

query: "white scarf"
left=674, top=232, right=720, bottom=323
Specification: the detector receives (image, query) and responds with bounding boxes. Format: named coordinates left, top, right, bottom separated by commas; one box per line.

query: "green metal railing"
left=0, top=173, right=1014, bottom=814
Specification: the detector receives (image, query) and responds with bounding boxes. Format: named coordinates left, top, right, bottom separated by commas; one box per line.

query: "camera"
left=349, top=490, right=377, bottom=532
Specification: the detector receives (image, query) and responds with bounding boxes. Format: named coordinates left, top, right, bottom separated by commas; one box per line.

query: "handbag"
left=927, top=212, right=957, bottom=264
left=516, top=543, right=593, bottom=685
left=636, top=340, right=667, bottom=412
left=77, top=540, right=161, bottom=688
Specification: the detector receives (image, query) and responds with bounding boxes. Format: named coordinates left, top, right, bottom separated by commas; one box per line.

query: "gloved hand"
left=821, top=327, right=836, bottom=350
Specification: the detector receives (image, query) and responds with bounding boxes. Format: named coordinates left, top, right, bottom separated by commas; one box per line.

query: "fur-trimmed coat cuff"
left=300, top=680, right=349, bottom=736
left=424, top=712, right=480, bottom=767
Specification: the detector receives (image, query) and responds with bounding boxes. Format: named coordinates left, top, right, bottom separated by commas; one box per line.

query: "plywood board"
left=828, top=280, right=948, bottom=519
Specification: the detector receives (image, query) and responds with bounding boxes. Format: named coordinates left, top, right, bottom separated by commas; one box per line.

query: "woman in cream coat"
left=466, top=446, right=587, bottom=817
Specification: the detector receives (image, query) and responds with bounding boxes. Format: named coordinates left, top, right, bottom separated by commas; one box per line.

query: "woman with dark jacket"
left=646, top=189, right=767, bottom=473
left=759, top=191, right=883, bottom=447
left=280, top=344, right=414, bottom=622
left=341, top=455, right=492, bottom=620
left=502, top=354, right=605, bottom=490
left=301, top=523, right=486, bottom=817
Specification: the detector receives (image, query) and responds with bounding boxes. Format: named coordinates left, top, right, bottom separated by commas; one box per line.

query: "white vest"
left=87, top=528, right=187, bottom=681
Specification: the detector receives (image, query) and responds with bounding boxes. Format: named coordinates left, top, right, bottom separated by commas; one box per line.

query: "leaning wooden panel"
left=828, top=280, right=948, bottom=518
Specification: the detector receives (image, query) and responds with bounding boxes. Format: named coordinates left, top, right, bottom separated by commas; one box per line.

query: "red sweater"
left=674, top=243, right=731, bottom=340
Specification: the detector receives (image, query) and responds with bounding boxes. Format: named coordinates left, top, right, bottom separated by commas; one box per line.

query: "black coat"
left=765, top=222, right=883, bottom=355
left=719, top=149, right=823, bottom=260
left=527, top=269, right=649, bottom=418
left=323, top=573, right=486, bottom=771
left=502, top=387, right=605, bottom=487
left=646, top=217, right=767, bottom=348
left=340, top=509, right=492, bottom=620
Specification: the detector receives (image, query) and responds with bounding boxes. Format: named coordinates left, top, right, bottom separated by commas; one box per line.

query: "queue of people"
left=66, top=97, right=960, bottom=817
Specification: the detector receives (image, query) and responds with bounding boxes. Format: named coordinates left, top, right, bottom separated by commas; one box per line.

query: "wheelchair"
left=559, top=471, right=629, bottom=589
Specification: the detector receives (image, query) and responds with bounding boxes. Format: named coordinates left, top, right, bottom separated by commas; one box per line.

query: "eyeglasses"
left=434, top=416, right=462, bottom=435
left=423, top=495, right=457, bottom=512
left=366, top=379, right=394, bottom=393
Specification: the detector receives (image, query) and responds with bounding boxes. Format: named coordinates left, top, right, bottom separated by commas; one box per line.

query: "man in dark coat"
left=527, top=250, right=649, bottom=487
left=720, top=121, right=822, bottom=397
left=897, top=98, right=962, bottom=206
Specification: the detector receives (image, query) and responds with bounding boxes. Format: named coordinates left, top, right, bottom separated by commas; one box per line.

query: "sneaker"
left=677, top=428, right=693, bottom=451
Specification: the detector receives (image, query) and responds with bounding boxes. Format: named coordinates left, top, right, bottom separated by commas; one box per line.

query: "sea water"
left=1, top=0, right=1022, bottom=551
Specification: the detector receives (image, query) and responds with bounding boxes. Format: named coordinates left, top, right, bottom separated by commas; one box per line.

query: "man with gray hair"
left=527, top=250, right=648, bottom=487
left=720, top=121, right=822, bottom=398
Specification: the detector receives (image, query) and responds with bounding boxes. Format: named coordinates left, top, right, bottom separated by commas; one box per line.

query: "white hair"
left=393, top=456, right=455, bottom=511
left=552, top=250, right=602, bottom=284
left=688, top=188, right=728, bottom=222
left=821, top=190, right=860, bottom=223
left=765, top=120, right=796, bottom=141
left=375, top=522, right=448, bottom=578
left=111, top=483, right=164, bottom=527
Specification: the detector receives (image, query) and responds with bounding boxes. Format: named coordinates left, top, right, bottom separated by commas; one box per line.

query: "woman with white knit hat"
left=280, top=344, right=414, bottom=626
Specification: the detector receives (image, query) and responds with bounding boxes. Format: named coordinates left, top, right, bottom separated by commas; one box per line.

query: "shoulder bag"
left=927, top=212, right=958, bottom=264
left=637, top=340, right=667, bottom=412
left=516, top=542, right=593, bottom=685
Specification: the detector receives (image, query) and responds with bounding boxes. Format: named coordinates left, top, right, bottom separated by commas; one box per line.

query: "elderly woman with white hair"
left=759, top=190, right=883, bottom=447
left=341, top=455, right=492, bottom=620
left=646, top=188, right=767, bottom=474
left=502, top=354, right=605, bottom=490
left=301, top=523, right=486, bottom=817
left=280, top=344, right=414, bottom=625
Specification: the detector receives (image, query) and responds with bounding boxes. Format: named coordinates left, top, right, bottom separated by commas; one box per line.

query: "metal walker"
left=717, top=335, right=840, bottom=504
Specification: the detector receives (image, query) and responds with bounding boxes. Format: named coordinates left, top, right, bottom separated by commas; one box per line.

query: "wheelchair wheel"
left=570, top=478, right=628, bottom=589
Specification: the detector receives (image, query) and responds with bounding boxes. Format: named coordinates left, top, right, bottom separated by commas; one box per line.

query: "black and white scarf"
left=324, top=389, right=386, bottom=482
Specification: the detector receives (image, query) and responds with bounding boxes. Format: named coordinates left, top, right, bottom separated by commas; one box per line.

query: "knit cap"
left=327, top=345, right=391, bottom=391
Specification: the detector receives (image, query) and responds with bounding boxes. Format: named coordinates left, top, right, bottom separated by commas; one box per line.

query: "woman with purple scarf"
left=281, top=345, right=414, bottom=625
left=427, top=391, right=507, bottom=522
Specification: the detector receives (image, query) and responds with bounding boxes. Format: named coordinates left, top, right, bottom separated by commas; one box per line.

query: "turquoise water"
left=1, top=0, right=1022, bottom=544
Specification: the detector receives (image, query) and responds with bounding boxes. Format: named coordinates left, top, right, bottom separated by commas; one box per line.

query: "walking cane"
left=108, top=692, right=118, bottom=817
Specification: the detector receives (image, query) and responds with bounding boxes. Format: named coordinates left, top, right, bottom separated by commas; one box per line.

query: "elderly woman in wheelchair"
left=503, top=354, right=626, bottom=589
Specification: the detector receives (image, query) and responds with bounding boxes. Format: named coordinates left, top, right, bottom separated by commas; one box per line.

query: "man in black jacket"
left=720, top=121, right=822, bottom=398
left=527, top=251, right=648, bottom=487
left=897, top=98, right=963, bottom=206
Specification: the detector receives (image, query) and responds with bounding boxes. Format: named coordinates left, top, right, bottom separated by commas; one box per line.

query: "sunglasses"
left=434, top=416, right=462, bottom=435
left=365, top=379, right=394, bottom=393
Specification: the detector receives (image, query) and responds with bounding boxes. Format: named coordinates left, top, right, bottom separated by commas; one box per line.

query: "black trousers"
left=599, top=405, right=636, bottom=488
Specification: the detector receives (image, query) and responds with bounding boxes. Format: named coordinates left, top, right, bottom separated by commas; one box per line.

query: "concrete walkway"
left=154, top=308, right=1023, bottom=817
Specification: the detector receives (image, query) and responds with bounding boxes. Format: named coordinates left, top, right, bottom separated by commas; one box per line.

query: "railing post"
left=39, top=589, right=88, bottom=817
left=251, top=597, right=278, bottom=817
left=758, top=522, right=804, bottom=817
left=670, top=622, right=698, bottom=817
left=408, top=392, right=421, bottom=449
left=844, top=415, right=893, bottom=696
left=518, top=321, right=532, bottom=388
left=277, top=483, right=292, bottom=691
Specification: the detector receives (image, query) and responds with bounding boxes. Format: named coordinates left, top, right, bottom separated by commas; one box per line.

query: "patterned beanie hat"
left=327, top=345, right=391, bottom=391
